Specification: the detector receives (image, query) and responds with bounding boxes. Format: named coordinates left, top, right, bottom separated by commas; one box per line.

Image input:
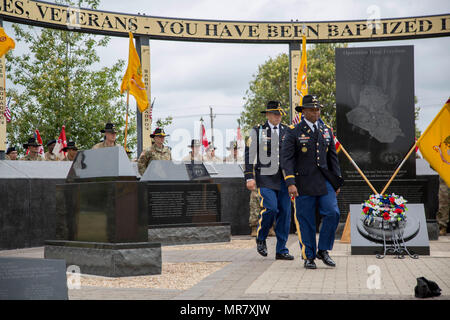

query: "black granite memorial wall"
left=46, top=147, right=162, bottom=277
left=140, top=161, right=222, bottom=225
left=0, top=161, right=72, bottom=249
left=336, top=45, right=416, bottom=180
left=140, top=160, right=230, bottom=245
left=54, top=147, right=147, bottom=243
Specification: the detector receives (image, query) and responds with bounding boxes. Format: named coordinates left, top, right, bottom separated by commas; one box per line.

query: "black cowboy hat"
left=188, top=139, right=201, bottom=148
left=23, top=137, right=42, bottom=149
left=295, top=95, right=323, bottom=112
left=261, top=100, right=287, bottom=116
left=62, top=141, right=78, bottom=152
left=6, top=146, right=16, bottom=154
left=150, top=127, right=169, bottom=138
left=46, top=139, right=56, bottom=147
left=100, top=122, right=117, bottom=134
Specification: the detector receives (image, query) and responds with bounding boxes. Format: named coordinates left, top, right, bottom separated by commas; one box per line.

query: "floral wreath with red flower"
left=361, top=193, right=408, bottom=223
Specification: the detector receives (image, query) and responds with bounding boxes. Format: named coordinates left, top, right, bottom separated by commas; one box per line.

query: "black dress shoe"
left=256, top=239, right=267, bottom=257
left=317, top=250, right=336, bottom=267
left=304, top=259, right=317, bottom=269
left=276, top=253, right=294, bottom=260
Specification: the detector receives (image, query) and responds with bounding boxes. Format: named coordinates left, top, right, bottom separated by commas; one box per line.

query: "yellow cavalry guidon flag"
left=293, top=34, right=308, bottom=124
left=417, top=99, right=450, bottom=187
left=0, top=27, right=15, bottom=57
left=120, top=32, right=149, bottom=112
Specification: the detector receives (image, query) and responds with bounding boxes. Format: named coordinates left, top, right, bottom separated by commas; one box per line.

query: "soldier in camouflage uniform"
left=438, top=177, right=449, bottom=236
left=249, top=189, right=260, bottom=236
left=21, top=137, right=43, bottom=161
left=92, top=123, right=118, bottom=149
left=137, top=128, right=172, bottom=176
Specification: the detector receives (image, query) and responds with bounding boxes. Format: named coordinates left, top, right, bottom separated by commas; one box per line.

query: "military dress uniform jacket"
left=281, top=119, right=341, bottom=196
left=244, top=121, right=288, bottom=191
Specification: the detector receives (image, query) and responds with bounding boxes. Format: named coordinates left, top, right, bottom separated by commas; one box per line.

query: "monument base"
left=335, top=221, right=438, bottom=241
left=44, top=240, right=161, bottom=277
left=350, top=204, right=430, bottom=256
left=148, top=222, right=231, bottom=246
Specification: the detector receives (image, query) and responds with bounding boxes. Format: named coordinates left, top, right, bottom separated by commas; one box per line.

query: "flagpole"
left=380, top=141, right=418, bottom=195
left=339, top=144, right=379, bottom=195
left=124, top=90, right=129, bottom=152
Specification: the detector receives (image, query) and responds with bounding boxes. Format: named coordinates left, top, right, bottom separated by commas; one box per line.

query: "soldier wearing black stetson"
left=5, top=146, right=18, bottom=160
left=245, top=100, right=293, bottom=261
left=281, top=94, right=343, bottom=269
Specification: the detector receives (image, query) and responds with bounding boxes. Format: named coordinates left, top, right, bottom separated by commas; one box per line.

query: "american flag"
left=4, top=97, right=11, bottom=122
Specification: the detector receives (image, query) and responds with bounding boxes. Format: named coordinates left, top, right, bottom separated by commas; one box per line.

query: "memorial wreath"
left=361, top=193, right=408, bottom=223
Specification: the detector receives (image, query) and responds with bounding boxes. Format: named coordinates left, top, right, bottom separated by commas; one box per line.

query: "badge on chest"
left=298, top=133, right=310, bottom=144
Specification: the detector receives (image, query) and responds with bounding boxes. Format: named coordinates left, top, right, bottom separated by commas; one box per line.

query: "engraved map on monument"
left=345, top=53, right=405, bottom=143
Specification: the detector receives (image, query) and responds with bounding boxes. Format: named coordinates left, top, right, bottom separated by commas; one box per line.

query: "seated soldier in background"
left=21, top=137, right=43, bottom=161
left=182, top=139, right=203, bottom=162
left=204, top=143, right=222, bottom=163
left=5, top=146, right=18, bottom=160
left=44, top=139, right=58, bottom=161
left=225, top=141, right=243, bottom=163
left=92, top=123, right=118, bottom=149
left=62, top=141, right=79, bottom=161
left=137, top=128, right=172, bottom=176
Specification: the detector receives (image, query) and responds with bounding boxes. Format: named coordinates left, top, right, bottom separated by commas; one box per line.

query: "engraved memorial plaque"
left=0, top=257, right=68, bottom=300
left=336, top=46, right=416, bottom=179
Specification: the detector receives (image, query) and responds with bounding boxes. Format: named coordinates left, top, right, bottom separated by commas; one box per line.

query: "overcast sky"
left=4, top=0, right=450, bottom=159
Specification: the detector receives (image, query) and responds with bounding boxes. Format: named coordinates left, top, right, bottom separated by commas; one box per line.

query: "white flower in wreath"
left=395, top=197, right=406, bottom=205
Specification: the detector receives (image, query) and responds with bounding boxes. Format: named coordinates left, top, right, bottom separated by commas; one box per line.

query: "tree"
left=239, top=43, right=347, bottom=132
left=5, top=0, right=135, bottom=154
left=239, top=53, right=290, bottom=131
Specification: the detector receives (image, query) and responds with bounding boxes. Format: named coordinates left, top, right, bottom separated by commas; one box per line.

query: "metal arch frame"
left=0, top=1, right=449, bottom=42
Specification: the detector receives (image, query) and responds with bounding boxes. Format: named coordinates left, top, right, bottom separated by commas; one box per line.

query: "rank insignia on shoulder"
left=288, top=125, right=295, bottom=129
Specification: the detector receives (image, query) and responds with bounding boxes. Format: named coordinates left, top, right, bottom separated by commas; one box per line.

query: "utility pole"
left=209, top=106, right=216, bottom=148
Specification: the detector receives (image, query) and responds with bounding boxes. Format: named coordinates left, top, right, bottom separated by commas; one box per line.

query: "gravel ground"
left=77, top=239, right=256, bottom=289
left=162, top=238, right=255, bottom=251
left=79, top=262, right=229, bottom=290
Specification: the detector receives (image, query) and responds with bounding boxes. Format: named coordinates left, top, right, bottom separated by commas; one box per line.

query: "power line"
left=158, top=113, right=241, bottom=119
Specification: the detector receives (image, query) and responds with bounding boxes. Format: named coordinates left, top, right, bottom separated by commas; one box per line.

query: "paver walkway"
left=1, top=235, right=449, bottom=300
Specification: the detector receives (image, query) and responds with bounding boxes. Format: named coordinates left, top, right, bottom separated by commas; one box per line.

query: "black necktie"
left=313, top=124, right=319, bottom=140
